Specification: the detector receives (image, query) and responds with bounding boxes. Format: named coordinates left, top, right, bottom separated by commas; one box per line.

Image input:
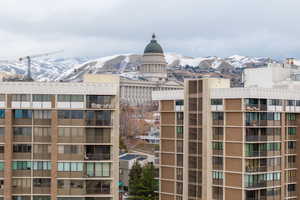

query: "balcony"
left=246, top=151, right=280, bottom=157
left=287, top=191, right=297, bottom=198
left=33, top=119, right=51, bottom=126
left=13, top=136, right=31, bottom=143
left=57, top=171, right=84, bottom=178
left=12, top=170, right=31, bottom=177
left=58, top=188, right=85, bottom=195
left=33, top=170, right=51, bottom=177
left=213, top=150, right=223, bottom=156
left=286, top=148, right=296, bottom=154
left=84, top=153, right=111, bottom=161
left=245, top=104, right=267, bottom=111
left=34, top=136, right=51, bottom=143
left=212, top=179, right=223, bottom=185
left=58, top=154, right=84, bottom=161
left=33, top=187, right=51, bottom=194
left=12, top=187, right=31, bottom=194
left=286, top=176, right=297, bottom=183
left=33, top=153, right=51, bottom=160
left=13, top=153, right=31, bottom=159
left=86, top=120, right=112, bottom=126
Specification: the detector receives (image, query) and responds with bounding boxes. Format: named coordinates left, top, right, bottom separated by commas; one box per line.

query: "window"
left=32, top=94, right=51, bottom=102
left=0, top=128, right=4, bottom=136
left=13, top=144, right=31, bottom=153
left=212, top=171, right=223, bottom=179
left=57, top=95, right=84, bottom=102
left=57, top=162, right=83, bottom=172
left=33, top=161, right=51, bottom=170
left=287, top=100, right=295, bottom=106
left=211, top=99, right=222, bottom=105
left=176, top=126, right=183, bottom=139
left=267, top=143, right=280, bottom=151
left=0, top=162, right=4, bottom=171
left=58, top=145, right=81, bottom=154
left=59, top=127, right=84, bottom=137
left=86, top=163, right=111, bottom=177
left=34, top=128, right=51, bottom=137
left=269, top=99, right=282, bottom=106
left=176, top=100, right=183, bottom=106
left=13, top=161, right=32, bottom=170
left=13, top=128, right=32, bottom=137
left=288, top=127, right=296, bottom=135
left=12, top=94, right=30, bottom=101
left=287, top=113, right=296, bottom=121
left=288, top=184, right=296, bottom=192
left=212, top=112, right=223, bottom=121
left=58, top=110, right=83, bottom=119
left=287, top=141, right=296, bottom=149
left=86, top=95, right=113, bottom=108
left=33, top=110, right=51, bottom=119
left=12, top=197, right=31, bottom=200
left=14, top=110, right=32, bottom=119
left=32, top=196, right=51, bottom=200
left=0, top=110, right=4, bottom=118
left=213, top=142, right=223, bottom=150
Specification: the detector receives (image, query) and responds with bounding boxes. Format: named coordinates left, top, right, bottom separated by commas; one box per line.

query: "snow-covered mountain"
left=0, top=53, right=279, bottom=82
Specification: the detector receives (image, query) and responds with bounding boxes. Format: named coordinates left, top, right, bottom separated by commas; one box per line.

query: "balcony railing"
left=84, top=153, right=111, bottom=161
left=86, top=120, right=112, bottom=126
left=246, top=151, right=281, bottom=157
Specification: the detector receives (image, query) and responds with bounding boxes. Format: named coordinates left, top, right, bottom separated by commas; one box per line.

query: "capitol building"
left=119, top=34, right=183, bottom=105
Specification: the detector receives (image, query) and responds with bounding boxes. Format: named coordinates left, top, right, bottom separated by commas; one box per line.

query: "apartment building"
left=153, top=78, right=300, bottom=200
left=0, top=77, right=119, bottom=200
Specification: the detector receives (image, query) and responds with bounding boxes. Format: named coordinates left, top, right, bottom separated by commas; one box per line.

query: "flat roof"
left=0, top=81, right=118, bottom=95
left=152, top=87, right=300, bottom=100
left=120, top=154, right=140, bottom=161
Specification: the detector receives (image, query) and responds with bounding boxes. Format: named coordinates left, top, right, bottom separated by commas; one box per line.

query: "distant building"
left=154, top=77, right=300, bottom=200
left=243, top=58, right=300, bottom=89
left=118, top=34, right=182, bottom=105
left=136, top=127, right=160, bottom=144
left=119, top=153, right=155, bottom=191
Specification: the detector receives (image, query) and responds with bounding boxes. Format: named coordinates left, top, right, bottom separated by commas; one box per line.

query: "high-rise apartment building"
left=153, top=78, right=300, bottom=200
left=0, top=75, right=119, bottom=200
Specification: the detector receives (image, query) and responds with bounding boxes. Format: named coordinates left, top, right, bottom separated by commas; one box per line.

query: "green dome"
left=144, top=34, right=164, bottom=54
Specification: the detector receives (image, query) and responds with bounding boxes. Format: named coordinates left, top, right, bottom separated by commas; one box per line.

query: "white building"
left=119, top=34, right=183, bottom=105
left=243, top=58, right=300, bottom=89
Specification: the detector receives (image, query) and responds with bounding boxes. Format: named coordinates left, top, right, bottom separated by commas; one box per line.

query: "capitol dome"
left=144, top=33, right=164, bottom=54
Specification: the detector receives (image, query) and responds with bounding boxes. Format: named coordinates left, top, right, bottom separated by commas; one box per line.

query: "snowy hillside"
left=0, top=53, right=277, bottom=82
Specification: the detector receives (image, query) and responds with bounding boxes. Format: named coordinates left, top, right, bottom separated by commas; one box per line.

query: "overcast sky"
left=0, top=0, right=300, bottom=60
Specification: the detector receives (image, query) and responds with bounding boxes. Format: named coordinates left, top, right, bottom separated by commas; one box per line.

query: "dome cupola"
left=144, top=33, right=164, bottom=54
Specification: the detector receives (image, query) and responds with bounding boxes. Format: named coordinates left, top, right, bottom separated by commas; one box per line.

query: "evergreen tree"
left=128, top=161, right=143, bottom=197
left=128, top=163, right=158, bottom=200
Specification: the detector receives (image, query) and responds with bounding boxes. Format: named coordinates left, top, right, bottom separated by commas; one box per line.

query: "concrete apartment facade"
left=153, top=78, right=300, bottom=200
left=0, top=76, right=119, bottom=200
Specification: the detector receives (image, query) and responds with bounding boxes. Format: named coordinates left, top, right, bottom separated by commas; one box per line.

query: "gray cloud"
left=0, top=0, right=300, bottom=59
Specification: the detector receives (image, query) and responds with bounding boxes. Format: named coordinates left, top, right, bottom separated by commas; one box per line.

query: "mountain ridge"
left=0, top=53, right=279, bottom=82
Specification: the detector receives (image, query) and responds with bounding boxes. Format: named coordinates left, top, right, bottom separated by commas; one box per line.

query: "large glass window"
left=12, top=94, right=30, bottom=101
left=57, top=162, right=83, bottom=172
left=57, top=95, right=84, bottom=102
left=58, top=110, right=83, bottom=119
left=33, top=110, right=51, bottom=119
left=211, top=99, right=222, bottom=105
left=14, top=110, right=32, bottom=119
left=13, top=161, right=32, bottom=170
left=86, top=163, right=111, bottom=177
left=0, top=110, right=4, bottom=118
left=13, top=127, right=32, bottom=136
left=32, top=94, right=51, bottom=102
left=13, top=144, right=31, bottom=153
